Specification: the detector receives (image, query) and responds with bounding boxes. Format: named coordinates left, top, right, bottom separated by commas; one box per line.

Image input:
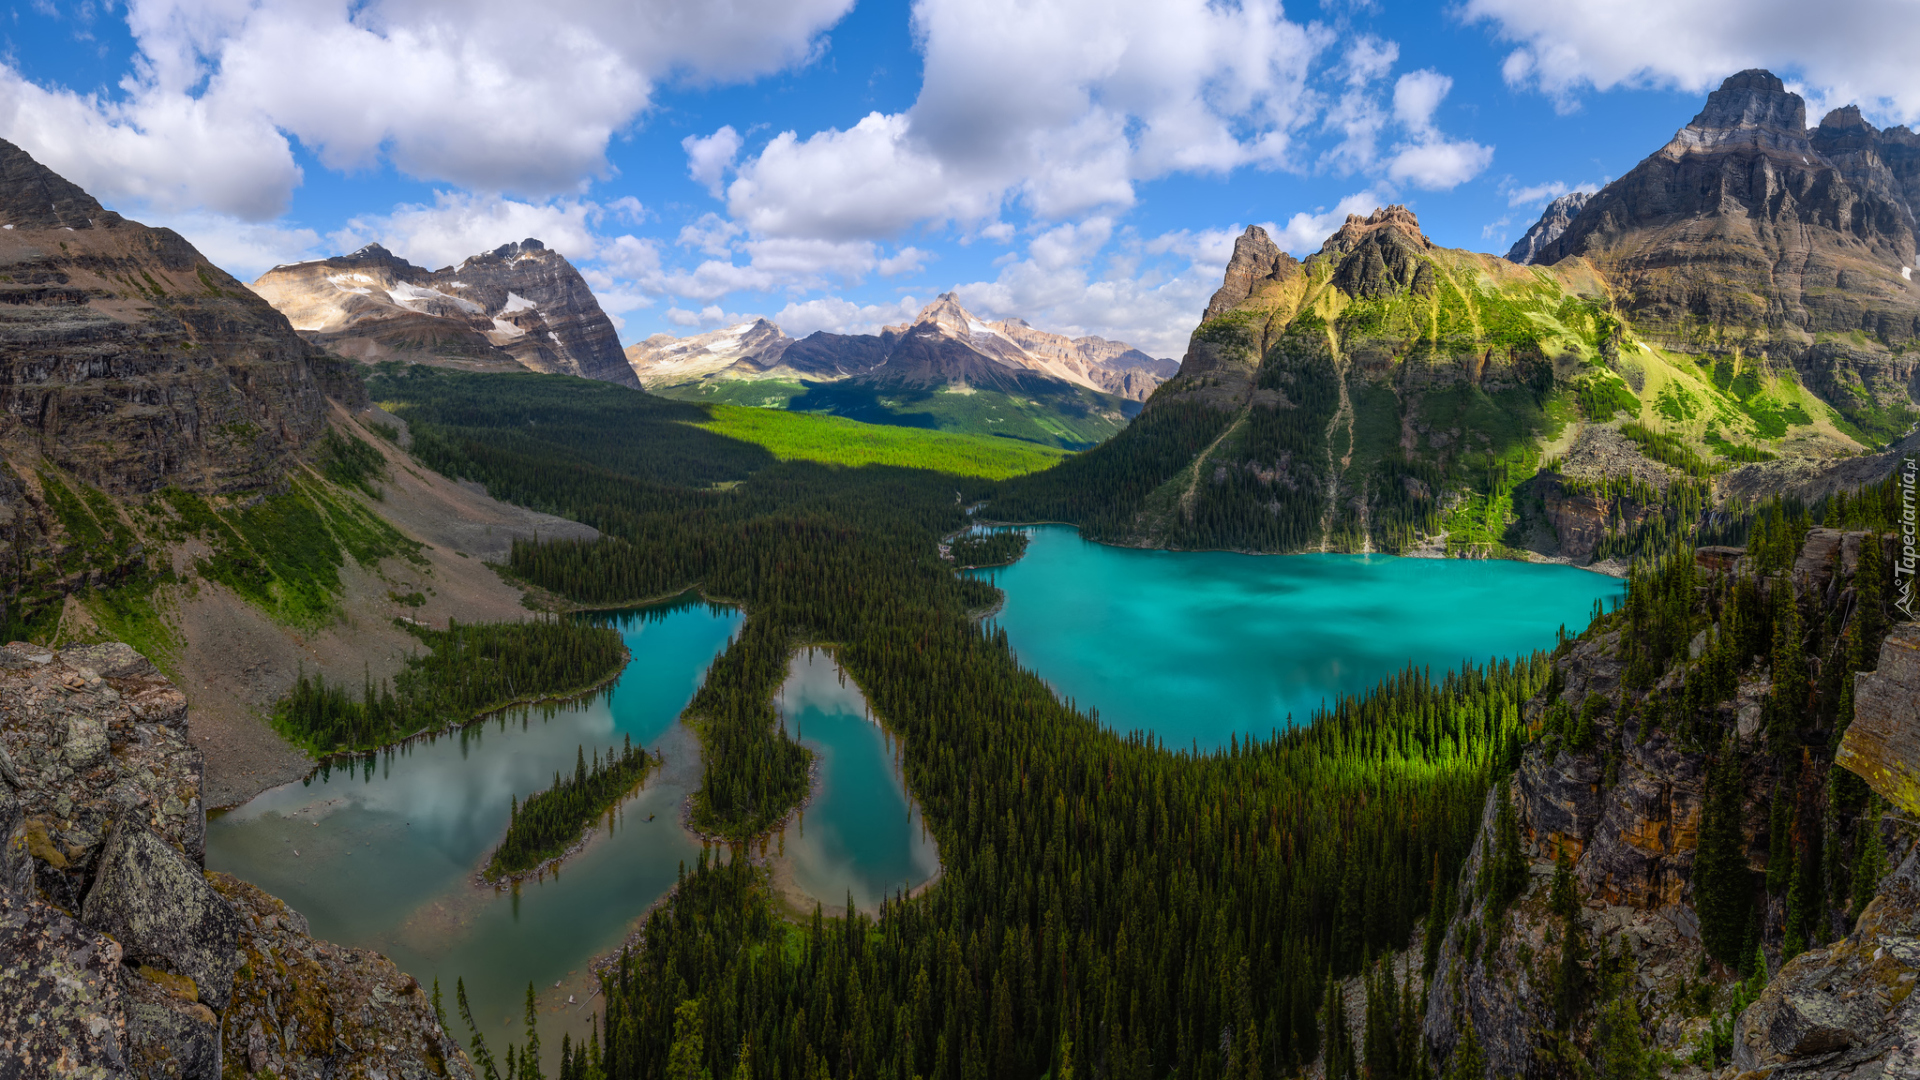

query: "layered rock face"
left=252, top=240, right=638, bottom=387
left=626, top=295, right=1173, bottom=403
left=1200, top=225, right=1300, bottom=323
left=1505, top=190, right=1592, bottom=265
left=0, top=139, right=359, bottom=499
left=1535, top=70, right=1920, bottom=350
left=0, top=641, right=470, bottom=1077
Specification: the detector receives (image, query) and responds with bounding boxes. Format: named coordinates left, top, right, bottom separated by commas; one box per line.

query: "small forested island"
left=944, top=529, right=1030, bottom=569
left=487, top=737, right=657, bottom=881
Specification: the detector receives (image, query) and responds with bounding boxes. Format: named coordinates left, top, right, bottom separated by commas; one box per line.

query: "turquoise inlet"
left=206, top=599, right=940, bottom=1065
left=768, top=649, right=939, bottom=915
left=969, top=526, right=1626, bottom=750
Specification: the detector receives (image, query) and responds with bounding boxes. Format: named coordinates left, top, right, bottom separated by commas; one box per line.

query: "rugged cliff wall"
left=1419, top=531, right=1917, bottom=1079
left=0, top=640, right=470, bottom=1078
left=0, top=138, right=360, bottom=500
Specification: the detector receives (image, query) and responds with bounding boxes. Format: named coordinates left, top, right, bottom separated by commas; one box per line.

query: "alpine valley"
left=0, top=63, right=1916, bottom=1080
left=624, top=294, right=1177, bottom=449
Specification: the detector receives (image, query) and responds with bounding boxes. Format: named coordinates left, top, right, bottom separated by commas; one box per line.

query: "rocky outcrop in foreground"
left=0, top=641, right=470, bottom=1078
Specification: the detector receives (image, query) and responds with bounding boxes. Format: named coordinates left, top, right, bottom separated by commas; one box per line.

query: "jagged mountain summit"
left=1525, top=69, right=1920, bottom=354
left=626, top=294, right=1173, bottom=401
left=1504, top=190, right=1591, bottom=265
left=627, top=294, right=1175, bottom=448
left=251, top=239, right=638, bottom=387
left=993, top=79, right=1920, bottom=562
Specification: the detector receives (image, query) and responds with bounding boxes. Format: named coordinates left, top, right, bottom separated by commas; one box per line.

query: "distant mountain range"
left=250, top=240, right=638, bottom=386
left=248, top=244, right=1172, bottom=449
left=993, top=69, right=1920, bottom=564
left=626, top=295, right=1176, bottom=449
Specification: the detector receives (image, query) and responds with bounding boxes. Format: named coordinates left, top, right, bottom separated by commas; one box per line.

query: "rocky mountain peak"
left=0, top=137, right=113, bottom=230
left=1674, top=68, right=1811, bottom=152
left=912, top=292, right=980, bottom=338
left=253, top=236, right=637, bottom=386
left=1506, top=190, right=1592, bottom=265
left=1202, top=225, right=1300, bottom=322
left=1321, top=204, right=1435, bottom=300
left=1820, top=104, right=1874, bottom=134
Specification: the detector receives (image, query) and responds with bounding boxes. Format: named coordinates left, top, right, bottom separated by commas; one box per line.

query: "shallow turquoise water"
left=206, top=599, right=741, bottom=1053
left=771, top=650, right=938, bottom=913
left=970, top=526, right=1625, bottom=750
left=205, top=602, right=937, bottom=1064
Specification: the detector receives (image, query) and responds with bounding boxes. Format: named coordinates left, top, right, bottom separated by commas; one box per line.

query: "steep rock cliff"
left=1536, top=70, right=1920, bottom=354
left=0, top=138, right=360, bottom=500
left=1421, top=531, right=1917, bottom=1079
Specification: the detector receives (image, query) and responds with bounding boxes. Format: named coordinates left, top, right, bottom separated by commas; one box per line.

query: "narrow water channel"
left=762, top=648, right=939, bottom=916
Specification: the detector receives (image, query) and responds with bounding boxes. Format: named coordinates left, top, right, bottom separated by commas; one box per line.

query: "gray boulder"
left=123, top=969, right=221, bottom=1080
left=80, top=820, right=242, bottom=1011
left=0, top=891, right=127, bottom=1076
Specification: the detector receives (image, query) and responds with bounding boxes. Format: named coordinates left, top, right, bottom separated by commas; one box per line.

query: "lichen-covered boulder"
left=1733, top=844, right=1920, bottom=1077
left=0, top=891, right=127, bottom=1076
left=123, top=968, right=220, bottom=1080
left=80, top=821, right=241, bottom=1011
left=210, top=873, right=474, bottom=1079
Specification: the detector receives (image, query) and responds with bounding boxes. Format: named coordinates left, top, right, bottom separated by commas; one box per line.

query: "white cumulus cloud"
left=723, top=0, right=1332, bottom=243
left=1464, top=0, right=1920, bottom=124
left=0, top=0, right=856, bottom=221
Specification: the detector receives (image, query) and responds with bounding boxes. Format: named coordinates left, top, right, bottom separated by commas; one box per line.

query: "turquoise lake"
left=970, top=526, right=1626, bottom=750
left=204, top=600, right=937, bottom=1064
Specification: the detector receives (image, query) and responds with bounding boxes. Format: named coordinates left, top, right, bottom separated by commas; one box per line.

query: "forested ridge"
left=274, top=617, right=627, bottom=752
left=373, top=367, right=1550, bottom=1080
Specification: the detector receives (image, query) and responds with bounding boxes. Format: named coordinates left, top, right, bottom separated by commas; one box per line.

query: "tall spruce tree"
left=1695, top=741, right=1754, bottom=967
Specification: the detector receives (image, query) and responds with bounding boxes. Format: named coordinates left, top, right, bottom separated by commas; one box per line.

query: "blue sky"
left=6, top=1, right=1916, bottom=356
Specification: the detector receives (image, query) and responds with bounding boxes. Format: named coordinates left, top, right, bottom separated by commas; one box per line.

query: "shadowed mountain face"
left=625, top=295, right=1176, bottom=448
left=250, top=240, right=637, bottom=387
left=0, top=138, right=357, bottom=498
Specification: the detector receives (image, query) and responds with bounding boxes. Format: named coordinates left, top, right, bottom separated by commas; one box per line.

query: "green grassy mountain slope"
left=992, top=202, right=1914, bottom=563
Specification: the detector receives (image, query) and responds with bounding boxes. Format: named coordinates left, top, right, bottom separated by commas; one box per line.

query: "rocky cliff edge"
left=0, top=640, right=471, bottom=1079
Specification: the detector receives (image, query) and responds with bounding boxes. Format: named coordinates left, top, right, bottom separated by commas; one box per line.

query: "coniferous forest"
left=374, top=367, right=1547, bottom=1080
left=488, top=736, right=657, bottom=880
left=274, top=616, right=627, bottom=752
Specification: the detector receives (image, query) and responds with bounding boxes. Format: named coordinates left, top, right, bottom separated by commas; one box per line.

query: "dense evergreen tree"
left=489, top=737, right=656, bottom=878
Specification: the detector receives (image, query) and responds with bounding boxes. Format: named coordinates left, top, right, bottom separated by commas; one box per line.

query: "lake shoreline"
left=971, top=519, right=1632, bottom=579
